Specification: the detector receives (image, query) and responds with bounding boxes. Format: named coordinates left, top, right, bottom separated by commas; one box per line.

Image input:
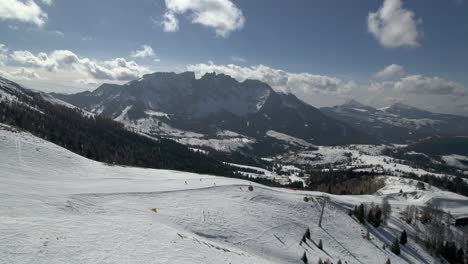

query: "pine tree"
left=374, top=206, right=382, bottom=227
left=302, top=234, right=307, bottom=244
left=456, top=247, right=464, bottom=261
left=391, top=238, right=400, bottom=255
left=301, top=251, right=308, bottom=264
left=367, top=208, right=375, bottom=225
left=305, top=228, right=311, bottom=240
left=355, top=203, right=365, bottom=224
left=318, top=258, right=323, bottom=264
left=400, top=230, right=407, bottom=245
left=385, top=258, right=391, bottom=264
left=337, top=259, right=342, bottom=264
left=318, top=239, right=323, bottom=250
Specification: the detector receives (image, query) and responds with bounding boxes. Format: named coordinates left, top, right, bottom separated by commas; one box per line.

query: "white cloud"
left=0, top=67, right=40, bottom=80
left=375, top=64, right=405, bottom=79
left=368, top=74, right=466, bottom=97
left=10, top=50, right=58, bottom=71
left=10, top=49, right=151, bottom=81
left=394, top=75, right=466, bottom=96
left=8, top=24, right=19, bottom=30
left=368, top=81, right=393, bottom=93
left=187, top=62, right=353, bottom=96
left=74, top=78, right=98, bottom=86
left=230, top=56, right=246, bottom=63
left=162, top=0, right=245, bottom=37
left=131, top=45, right=155, bottom=58
left=161, top=11, right=179, bottom=32
left=12, top=67, right=41, bottom=79
left=0, top=0, right=47, bottom=26
left=52, top=30, right=64, bottom=36
left=41, top=0, right=53, bottom=5
left=368, top=0, right=422, bottom=48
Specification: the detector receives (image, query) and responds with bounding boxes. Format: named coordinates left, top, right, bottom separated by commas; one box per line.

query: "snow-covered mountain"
left=321, top=100, right=468, bottom=143
left=52, top=72, right=374, bottom=152
left=2, top=123, right=466, bottom=264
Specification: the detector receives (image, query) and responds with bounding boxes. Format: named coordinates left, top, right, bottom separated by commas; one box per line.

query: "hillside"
left=405, top=137, right=468, bottom=157
left=0, top=76, right=233, bottom=176
left=2, top=123, right=467, bottom=263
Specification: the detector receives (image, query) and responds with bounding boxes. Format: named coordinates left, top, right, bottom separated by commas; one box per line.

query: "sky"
left=0, top=0, right=467, bottom=115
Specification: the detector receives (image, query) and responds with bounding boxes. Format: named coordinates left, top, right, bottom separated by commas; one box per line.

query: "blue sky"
left=0, top=0, right=467, bottom=115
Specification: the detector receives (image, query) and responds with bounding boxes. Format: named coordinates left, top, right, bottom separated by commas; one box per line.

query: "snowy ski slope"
left=1, top=124, right=466, bottom=264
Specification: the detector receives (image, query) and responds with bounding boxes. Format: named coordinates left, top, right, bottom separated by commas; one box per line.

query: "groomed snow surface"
left=1, top=124, right=466, bottom=263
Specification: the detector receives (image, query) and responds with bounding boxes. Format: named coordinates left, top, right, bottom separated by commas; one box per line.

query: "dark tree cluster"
left=440, top=241, right=465, bottom=264
left=354, top=204, right=366, bottom=224
left=306, top=169, right=385, bottom=195
left=353, top=203, right=382, bottom=227
left=367, top=205, right=383, bottom=227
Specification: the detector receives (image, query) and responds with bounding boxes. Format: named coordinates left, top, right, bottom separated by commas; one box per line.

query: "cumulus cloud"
left=162, top=0, right=245, bottom=37
left=394, top=75, right=466, bottom=96
left=375, top=64, right=405, bottom=79
left=0, top=0, right=47, bottom=26
left=10, top=49, right=150, bottom=80
left=131, top=45, right=155, bottom=58
left=368, top=0, right=422, bottom=48
left=187, top=62, right=353, bottom=96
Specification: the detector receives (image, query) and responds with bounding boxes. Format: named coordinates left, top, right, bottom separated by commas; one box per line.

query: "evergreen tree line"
left=402, top=172, right=468, bottom=197
left=228, top=172, right=304, bottom=189
left=382, top=148, right=467, bottom=179
left=306, top=169, right=385, bottom=195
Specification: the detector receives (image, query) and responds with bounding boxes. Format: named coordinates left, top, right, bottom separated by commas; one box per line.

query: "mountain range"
left=321, top=99, right=468, bottom=143
left=4, top=72, right=468, bottom=156
left=52, top=72, right=374, bottom=153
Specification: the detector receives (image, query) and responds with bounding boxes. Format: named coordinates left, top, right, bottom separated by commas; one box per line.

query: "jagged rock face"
left=321, top=100, right=468, bottom=143
left=52, top=72, right=375, bottom=146
left=53, top=72, right=273, bottom=119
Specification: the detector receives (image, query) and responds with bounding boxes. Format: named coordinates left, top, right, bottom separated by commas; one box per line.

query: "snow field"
left=1, top=124, right=465, bottom=263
